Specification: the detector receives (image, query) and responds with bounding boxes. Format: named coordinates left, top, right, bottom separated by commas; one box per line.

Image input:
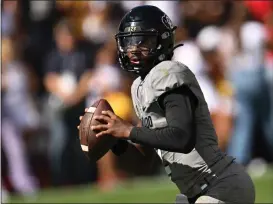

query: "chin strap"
left=166, top=43, right=184, bottom=61
left=171, top=26, right=184, bottom=51
left=173, top=43, right=184, bottom=50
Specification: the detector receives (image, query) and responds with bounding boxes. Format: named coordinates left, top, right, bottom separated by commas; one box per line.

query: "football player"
left=80, top=5, right=255, bottom=204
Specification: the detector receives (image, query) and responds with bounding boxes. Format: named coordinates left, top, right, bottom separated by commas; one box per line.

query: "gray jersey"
left=131, top=61, right=233, bottom=197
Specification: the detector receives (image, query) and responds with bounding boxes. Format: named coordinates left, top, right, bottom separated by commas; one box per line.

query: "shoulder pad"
left=148, top=61, right=194, bottom=95
left=139, top=61, right=196, bottom=109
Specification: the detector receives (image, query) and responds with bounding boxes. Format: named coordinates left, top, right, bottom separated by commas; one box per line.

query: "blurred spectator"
left=227, top=20, right=272, bottom=165
left=1, top=0, right=18, bottom=37
left=1, top=37, right=39, bottom=196
left=180, top=0, right=231, bottom=38
left=18, top=0, right=61, bottom=96
left=43, top=19, right=95, bottom=186
left=86, top=40, right=121, bottom=105
left=55, top=1, right=90, bottom=40
left=196, top=26, right=234, bottom=151
left=248, top=2, right=273, bottom=161
left=264, top=7, right=273, bottom=158
left=82, top=2, right=114, bottom=45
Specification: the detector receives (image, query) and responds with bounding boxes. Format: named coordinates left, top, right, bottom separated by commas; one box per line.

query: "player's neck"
left=139, top=66, right=151, bottom=80
left=140, top=74, right=146, bottom=80
left=140, top=71, right=149, bottom=80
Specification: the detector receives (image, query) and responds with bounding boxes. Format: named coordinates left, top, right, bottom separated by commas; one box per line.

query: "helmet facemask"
left=116, top=30, right=163, bottom=75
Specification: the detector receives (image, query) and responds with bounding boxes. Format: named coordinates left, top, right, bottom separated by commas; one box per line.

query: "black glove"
left=111, top=139, right=129, bottom=156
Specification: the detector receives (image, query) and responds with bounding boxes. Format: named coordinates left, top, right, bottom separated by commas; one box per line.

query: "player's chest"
left=132, top=82, right=167, bottom=129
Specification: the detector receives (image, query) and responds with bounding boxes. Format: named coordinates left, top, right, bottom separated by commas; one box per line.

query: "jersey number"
left=142, top=116, right=153, bottom=128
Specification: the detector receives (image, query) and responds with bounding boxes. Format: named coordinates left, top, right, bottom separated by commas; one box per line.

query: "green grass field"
left=9, top=168, right=273, bottom=203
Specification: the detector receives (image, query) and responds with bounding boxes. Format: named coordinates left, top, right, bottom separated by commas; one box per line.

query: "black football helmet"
left=115, top=5, right=182, bottom=75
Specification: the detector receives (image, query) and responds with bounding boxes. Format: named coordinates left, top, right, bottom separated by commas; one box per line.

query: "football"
left=79, top=99, right=117, bottom=162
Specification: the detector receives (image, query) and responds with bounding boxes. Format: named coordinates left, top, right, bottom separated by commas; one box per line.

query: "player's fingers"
left=94, top=115, right=111, bottom=123
left=91, top=124, right=108, bottom=131
left=77, top=125, right=80, bottom=130
left=102, top=110, right=116, bottom=119
left=95, top=130, right=111, bottom=137
left=79, top=116, right=83, bottom=121
left=85, top=108, right=88, bottom=112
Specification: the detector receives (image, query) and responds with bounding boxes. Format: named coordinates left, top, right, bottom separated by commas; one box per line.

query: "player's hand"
left=91, top=110, right=134, bottom=139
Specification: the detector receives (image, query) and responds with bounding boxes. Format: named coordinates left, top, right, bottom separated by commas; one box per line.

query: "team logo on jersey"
left=141, top=116, right=153, bottom=128
left=161, top=14, right=173, bottom=30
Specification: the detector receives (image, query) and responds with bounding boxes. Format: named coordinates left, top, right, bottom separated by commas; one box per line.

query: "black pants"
left=182, top=162, right=255, bottom=203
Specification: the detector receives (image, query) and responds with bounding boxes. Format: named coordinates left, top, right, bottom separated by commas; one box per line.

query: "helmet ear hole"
left=158, top=54, right=165, bottom=61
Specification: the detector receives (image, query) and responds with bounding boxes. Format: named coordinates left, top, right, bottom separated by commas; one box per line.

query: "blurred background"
left=1, top=0, right=273, bottom=203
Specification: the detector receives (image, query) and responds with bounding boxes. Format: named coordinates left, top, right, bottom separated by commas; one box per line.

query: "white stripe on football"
left=81, top=145, right=88, bottom=152
left=87, top=107, right=96, bottom=113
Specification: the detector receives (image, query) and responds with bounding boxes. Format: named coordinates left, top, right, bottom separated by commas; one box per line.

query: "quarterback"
left=82, top=5, right=255, bottom=204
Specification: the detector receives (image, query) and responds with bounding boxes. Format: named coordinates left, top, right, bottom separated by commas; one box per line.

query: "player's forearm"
left=128, top=126, right=194, bottom=153
left=111, top=139, right=152, bottom=156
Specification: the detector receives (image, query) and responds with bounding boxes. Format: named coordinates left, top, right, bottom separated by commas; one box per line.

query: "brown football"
left=79, top=99, right=117, bottom=162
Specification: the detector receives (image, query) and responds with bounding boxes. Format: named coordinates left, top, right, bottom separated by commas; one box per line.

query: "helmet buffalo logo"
left=161, top=15, right=173, bottom=30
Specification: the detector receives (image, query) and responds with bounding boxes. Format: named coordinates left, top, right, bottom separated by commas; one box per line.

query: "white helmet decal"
left=161, top=14, right=173, bottom=30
